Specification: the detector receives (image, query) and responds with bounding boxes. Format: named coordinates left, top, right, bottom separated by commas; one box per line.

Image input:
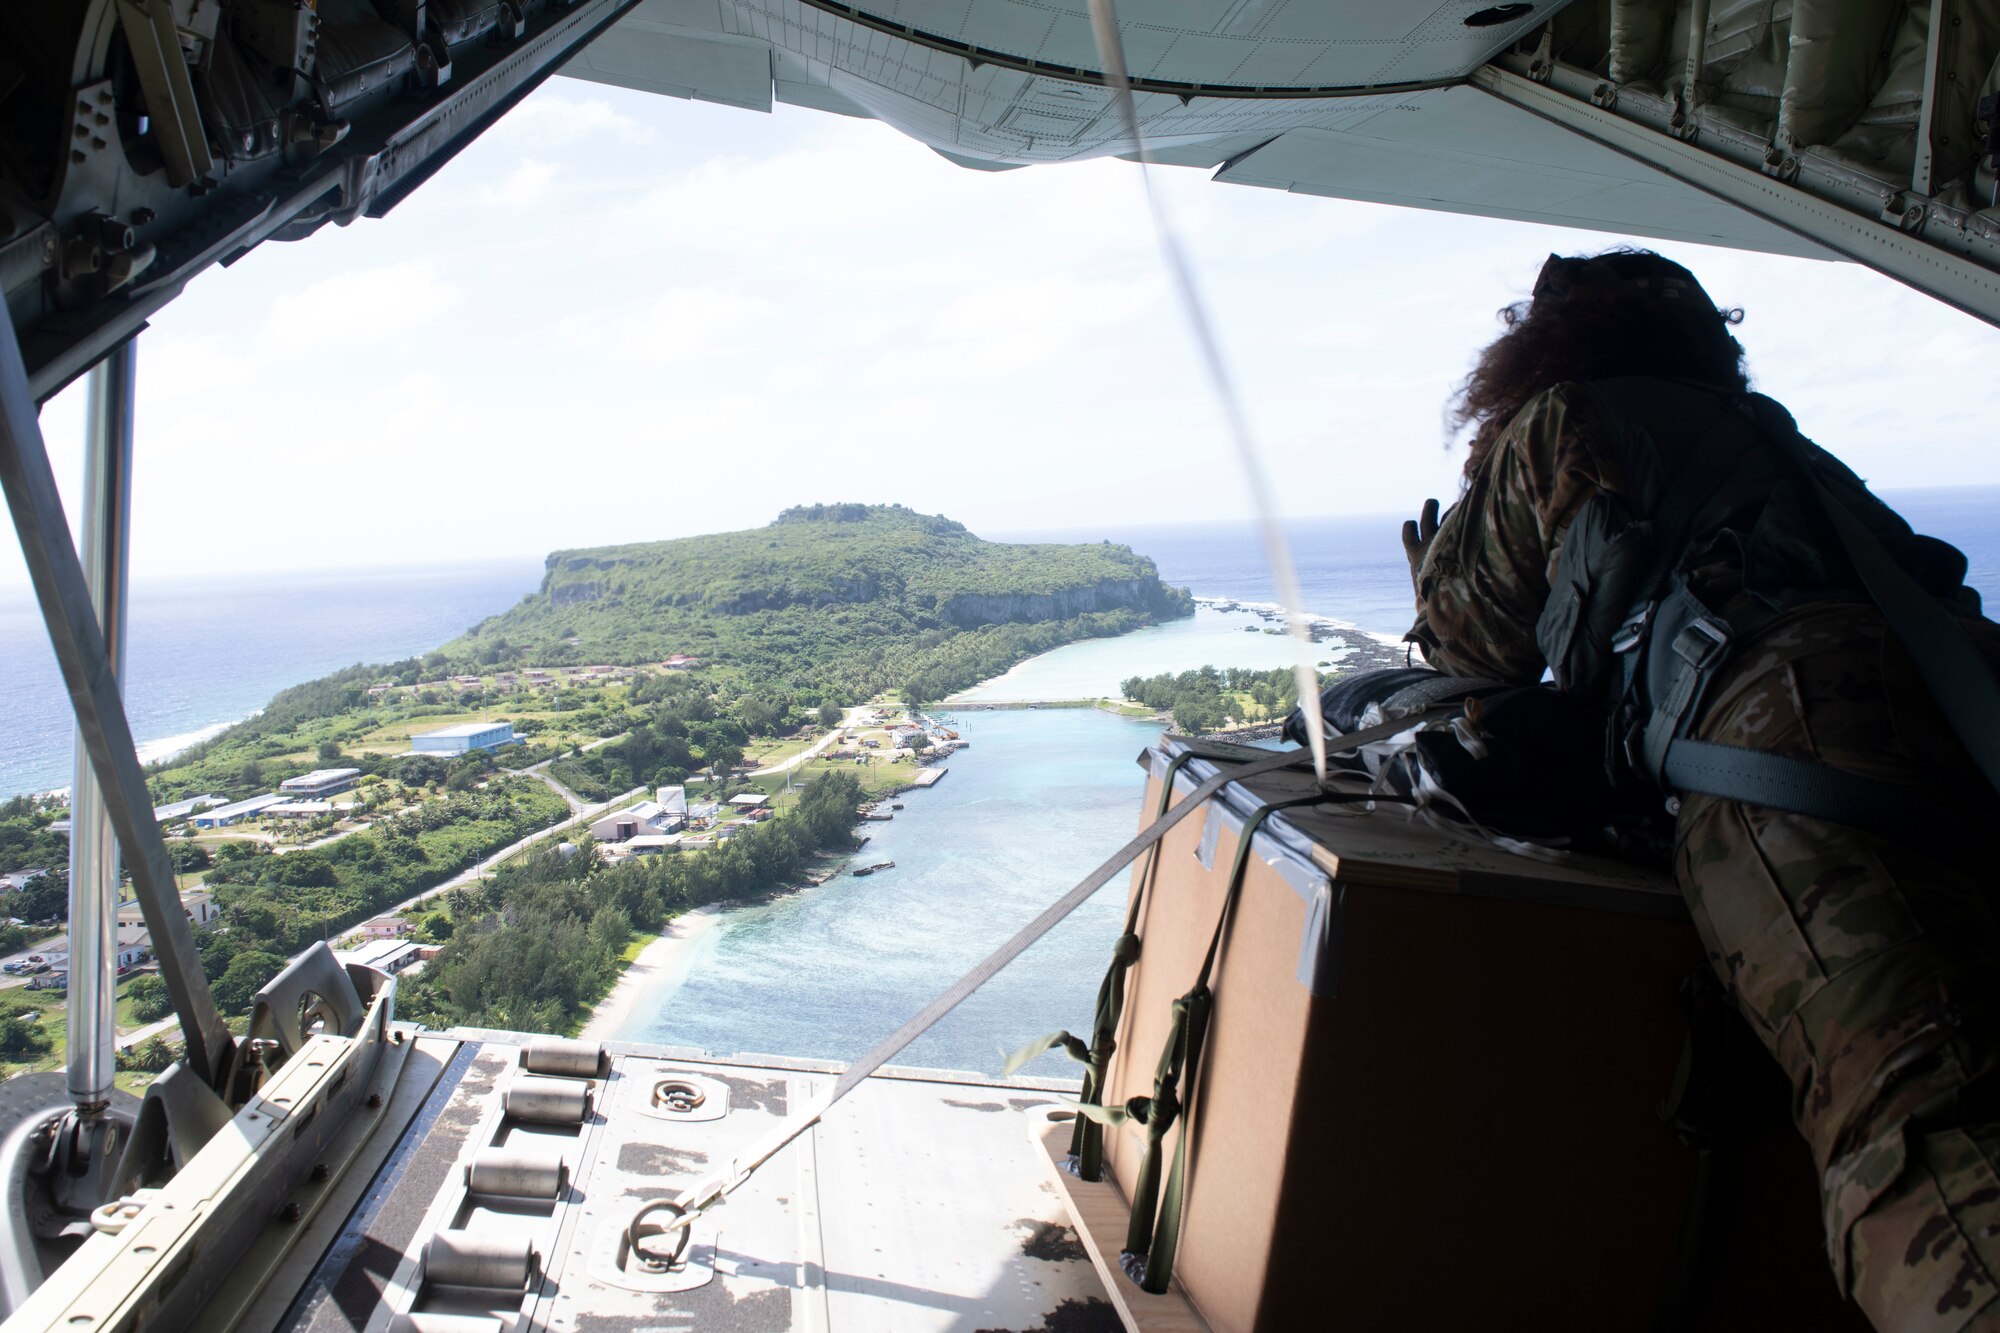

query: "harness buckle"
left=1611, top=603, right=1654, bottom=654
left=1670, top=616, right=1731, bottom=669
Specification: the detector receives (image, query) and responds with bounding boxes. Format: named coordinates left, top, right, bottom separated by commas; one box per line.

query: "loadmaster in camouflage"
left=1410, top=382, right=2000, bottom=1332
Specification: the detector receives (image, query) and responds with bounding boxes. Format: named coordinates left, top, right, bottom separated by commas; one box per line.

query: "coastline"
left=138, top=718, right=242, bottom=768
left=577, top=903, right=726, bottom=1042
left=583, top=606, right=1282, bottom=1039
left=944, top=591, right=1407, bottom=709
left=27, top=715, right=247, bottom=801
left=1196, top=595, right=1409, bottom=652
left=940, top=631, right=1138, bottom=704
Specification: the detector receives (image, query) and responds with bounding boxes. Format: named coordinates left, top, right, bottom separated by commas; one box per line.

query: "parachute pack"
left=1288, top=378, right=2000, bottom=855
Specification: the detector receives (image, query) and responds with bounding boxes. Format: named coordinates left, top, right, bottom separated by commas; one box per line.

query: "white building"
left=279, top=767, right=361, bottom=798
left=192, top=794, right=284, bottom=828
left=410, top=722, right=517, bottom=755
left=265, top=800, right=336, bottom=819
left=43, top=925, right=152, bottom=971
left=154, top=794, right=225, bottom=823
left=655, top=786, right=689, bottom=819
left=588, top=800, right=684, bottom=843
left=727, top=793, right=770, bottom=810
left=336, top=938, right=426, bottom=976
left=119, top=889, right=220, bottom=931
left=0, top=870, right=49, bottom=894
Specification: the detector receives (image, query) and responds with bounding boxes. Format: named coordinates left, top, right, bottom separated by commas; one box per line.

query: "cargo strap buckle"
left=1670, top=616, right=1731, bottom=670
left=1611, top=603, right=1654, bottom=654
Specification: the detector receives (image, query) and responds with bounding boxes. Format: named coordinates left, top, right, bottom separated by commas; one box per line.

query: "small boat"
left=891, top=803, right=904, bottom=810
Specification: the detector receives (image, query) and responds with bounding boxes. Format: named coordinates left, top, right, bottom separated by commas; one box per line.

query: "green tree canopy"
left=213, top=950, right=286, bottom=1014
left=126, top=974, right=173, bottom=1022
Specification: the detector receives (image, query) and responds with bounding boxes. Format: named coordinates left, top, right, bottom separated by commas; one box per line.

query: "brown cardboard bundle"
left=1088, top=737, right=1866, bottom=1333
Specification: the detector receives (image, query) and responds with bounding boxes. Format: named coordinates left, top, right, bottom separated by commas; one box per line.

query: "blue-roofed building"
left=409, top=722, right=517, bottom=755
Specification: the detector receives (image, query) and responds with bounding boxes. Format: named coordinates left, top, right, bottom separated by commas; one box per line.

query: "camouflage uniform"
left=1412, top=383, right=2000, bottom=1333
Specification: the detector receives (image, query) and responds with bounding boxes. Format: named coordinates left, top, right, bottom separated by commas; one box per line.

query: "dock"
left=911, top=768, right=948, bottom=788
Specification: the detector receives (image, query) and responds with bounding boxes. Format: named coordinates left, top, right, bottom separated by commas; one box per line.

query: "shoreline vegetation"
left=563, top=601, right=1407, bottom=1041
left=0, top=505, right=1202, bottom=1077
left=5, top=502, right=1411, bottom=1062
left=577, top=905, right=724, bottom=1042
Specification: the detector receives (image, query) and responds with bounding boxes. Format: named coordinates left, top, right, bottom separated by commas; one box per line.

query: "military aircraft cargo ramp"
left=1, top=1025, right=1115, bottom=1333
left=0, top=740, right=1890, bottom=1333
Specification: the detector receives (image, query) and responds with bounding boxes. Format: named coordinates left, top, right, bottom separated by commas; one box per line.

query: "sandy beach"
left=578, top=903, right=726, bottom=1042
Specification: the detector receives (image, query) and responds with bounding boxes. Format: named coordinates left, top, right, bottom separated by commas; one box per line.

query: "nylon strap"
left=1124, top=792, right=1334, bottom=1294
left=666, top=711, right=1455, bottom=1233
left=1655, top=401, right=2000, bottom=809
left=1005, top=749, right=1197, bottom=1178
left=1786, top=438, right=2000, bottom=799
left=1663, top=739, right=1978, bottom=848
left=1071, top=748, right=1197, bottom=1178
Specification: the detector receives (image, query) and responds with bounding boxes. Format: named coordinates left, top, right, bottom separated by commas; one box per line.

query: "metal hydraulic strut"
left=0, top=316, right=233, bottom=1094
left=67, top=338, right=136, bottom=1123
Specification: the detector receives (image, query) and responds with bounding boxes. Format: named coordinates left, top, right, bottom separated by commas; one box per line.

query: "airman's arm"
left=1408, top=385, right=1622, bottom=684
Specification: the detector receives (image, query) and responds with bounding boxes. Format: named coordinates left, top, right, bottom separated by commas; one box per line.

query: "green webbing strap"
left=1727, top=400, right=2000, bottom=801
left=1067, top=749, right=1199, bottom=1178
left=1001, top=750, right=1198, bottom=1179
left=1004, top=706, right=1453, bottom=1100
left=1123, top=792, right=1332, bottom=1295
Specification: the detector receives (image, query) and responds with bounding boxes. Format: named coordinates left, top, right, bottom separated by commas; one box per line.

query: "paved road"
left=375, top=782, right=647, bottom=921
left=263, top=733, right=623, bottom=853
left=748, top=707, right=865, bottom=776
left=521, top=734, right=621, bottom=812
left=118, top=1013, right=179, bottom=1049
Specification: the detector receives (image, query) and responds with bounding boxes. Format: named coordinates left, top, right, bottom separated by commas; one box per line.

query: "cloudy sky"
left=9, top=74, right=1999, bottom=588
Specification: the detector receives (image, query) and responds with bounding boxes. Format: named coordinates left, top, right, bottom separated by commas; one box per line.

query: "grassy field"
left=0, top=973, right=169, bottom=1086
left=714, top=755, right=919, bottom=800
left=345, top=698, right=616, bottom=758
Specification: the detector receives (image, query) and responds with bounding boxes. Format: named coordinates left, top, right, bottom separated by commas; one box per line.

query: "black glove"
left=1401, top=498, right=1440, bottom=592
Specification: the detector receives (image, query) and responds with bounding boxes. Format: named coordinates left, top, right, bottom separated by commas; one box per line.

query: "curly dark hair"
left=1451, top=248, right=1748, bottom=477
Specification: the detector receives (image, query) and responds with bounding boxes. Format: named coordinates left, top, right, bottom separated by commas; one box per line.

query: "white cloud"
left=264, top=262, right=457, bottom=345
left=551, top=286, right=777, bottom=364
left=488, top=91, right=653, bottom=148
left=7, top=80, right=2000, bottom=589
left=480, top=159, right=561, bottom=212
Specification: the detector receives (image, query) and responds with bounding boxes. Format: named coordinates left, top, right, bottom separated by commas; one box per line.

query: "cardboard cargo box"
left=1088, top=737, right=1866, bottom=1333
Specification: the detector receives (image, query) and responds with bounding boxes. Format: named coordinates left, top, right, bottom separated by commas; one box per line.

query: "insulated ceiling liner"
left=565, top=0, right=1829, bottom=258
left=1213, top=86, right=1830, bottom=257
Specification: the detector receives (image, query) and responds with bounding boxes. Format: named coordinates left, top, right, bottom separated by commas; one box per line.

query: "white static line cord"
left=1083, top=0, right=1329, bottom=780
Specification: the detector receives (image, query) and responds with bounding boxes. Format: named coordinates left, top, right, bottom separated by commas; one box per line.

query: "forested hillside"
left=67, top=506, right=1194, bottom=1042
left=440, top=504, right=1193, bottom=701
left=399, top=771, right=867, bottom=1033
